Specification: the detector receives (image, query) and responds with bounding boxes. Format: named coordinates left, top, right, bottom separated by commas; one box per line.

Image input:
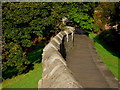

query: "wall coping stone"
left=38, top=26, right=83, bottom=88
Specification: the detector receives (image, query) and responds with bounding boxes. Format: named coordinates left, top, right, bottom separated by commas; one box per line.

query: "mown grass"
left=2, top=63, right=42, bottom=88
left=2, top=47, right=43, bottom=88
left=89, top=34, right=119, bottom=81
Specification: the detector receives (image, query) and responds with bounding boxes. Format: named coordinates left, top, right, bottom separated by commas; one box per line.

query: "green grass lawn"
left=2, top=63, right=42, bottom=88
left=2, top=47, right=43, bottom=88
left=89, top=34, right=119, bottom=81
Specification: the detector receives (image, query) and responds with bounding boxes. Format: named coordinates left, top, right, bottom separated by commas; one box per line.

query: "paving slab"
left=66, top=34, right=118, bottom=88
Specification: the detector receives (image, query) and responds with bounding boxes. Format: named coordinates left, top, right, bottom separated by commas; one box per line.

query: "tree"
left=95, top=2, right=120, bottom=56
left=2, top=2, right=98, bottom=79
left=2, top=2, right=71, bottom=79
left=94, top=2, right=120, bottom=32
left=65, top=2, right=98, bottom=33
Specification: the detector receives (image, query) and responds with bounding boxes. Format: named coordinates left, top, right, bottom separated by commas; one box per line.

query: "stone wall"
left=38, top=26, right=82, bottom=88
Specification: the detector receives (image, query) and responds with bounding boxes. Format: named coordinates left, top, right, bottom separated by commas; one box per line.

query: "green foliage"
left=2, top=47, right=43, bottom=88
left=2, top=2, right=71, bottom=79
left=93, top=25, right=99, bottom=33
left=2, top=2, right=98, bottom=79
left=67, top=2, right=97, bottom=33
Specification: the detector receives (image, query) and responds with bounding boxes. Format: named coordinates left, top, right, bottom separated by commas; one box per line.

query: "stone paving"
left=66, top=34, right=118, bottom=88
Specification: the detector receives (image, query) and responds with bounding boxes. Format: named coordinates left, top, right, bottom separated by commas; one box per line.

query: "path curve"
left=66, top=34, right=118, bottom=88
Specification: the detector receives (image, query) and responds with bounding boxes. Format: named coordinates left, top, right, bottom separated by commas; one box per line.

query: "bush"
left=98, top=29, right=120, bottom=56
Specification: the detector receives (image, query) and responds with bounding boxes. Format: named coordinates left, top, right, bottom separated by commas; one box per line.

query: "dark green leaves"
left=2, top=2, right=98, bottom=79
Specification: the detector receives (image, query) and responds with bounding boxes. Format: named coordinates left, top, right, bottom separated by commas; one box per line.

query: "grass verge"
left=2, top=63, right=42, bottom=88
left=89, top=34, right=119, bottom=81
left=2, top=46, right=43, bottom=88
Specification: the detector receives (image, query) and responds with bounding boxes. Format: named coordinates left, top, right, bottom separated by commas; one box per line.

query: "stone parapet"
left=38, top=26, right=82, bottom=88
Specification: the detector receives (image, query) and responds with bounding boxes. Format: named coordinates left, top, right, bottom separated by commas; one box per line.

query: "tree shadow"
left=27, top=46, right=43, bottom=64
left=2, top=66, right=19, bottom=80
left=2, top=46, right=43, bottom=80
left=24, top=46, right=44, bottom=74
left=93, top=34, right=120, bottom=58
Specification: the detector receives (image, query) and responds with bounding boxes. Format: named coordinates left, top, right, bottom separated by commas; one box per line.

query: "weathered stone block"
left=38, top=26, right=81, bottom=88
left=42, top=47, right=59, bottom=62
left=42, top=64, right=82, bottom=88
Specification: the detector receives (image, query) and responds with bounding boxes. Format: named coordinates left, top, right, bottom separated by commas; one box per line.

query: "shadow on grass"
left=92, top=33, right=120, bottom=80
left=27, top=46, right=43, bottom=64
left=93, top=34, right=120, bottom=58
left=2, top=46, right=44, bottom=80
left=23, top=46, right=44, bottom=73
left=18, top=46, right=44, bottom=77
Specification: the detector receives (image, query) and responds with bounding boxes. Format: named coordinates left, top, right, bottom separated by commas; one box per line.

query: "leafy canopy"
left=2, top=2, right=97, bottom=79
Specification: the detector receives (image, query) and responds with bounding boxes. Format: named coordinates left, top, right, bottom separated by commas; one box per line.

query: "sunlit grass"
left=89, top=34, right=119, bottom=81
left=2, top=63, right=42, bottom=88
left=2, top=47, right=43, bottom=88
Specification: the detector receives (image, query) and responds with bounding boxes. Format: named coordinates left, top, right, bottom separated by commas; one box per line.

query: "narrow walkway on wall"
left=66, top=34, right=118, bottom=88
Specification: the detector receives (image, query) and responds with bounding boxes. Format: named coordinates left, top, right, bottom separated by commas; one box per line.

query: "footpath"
left=66, top=34, right=118, bottom=88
